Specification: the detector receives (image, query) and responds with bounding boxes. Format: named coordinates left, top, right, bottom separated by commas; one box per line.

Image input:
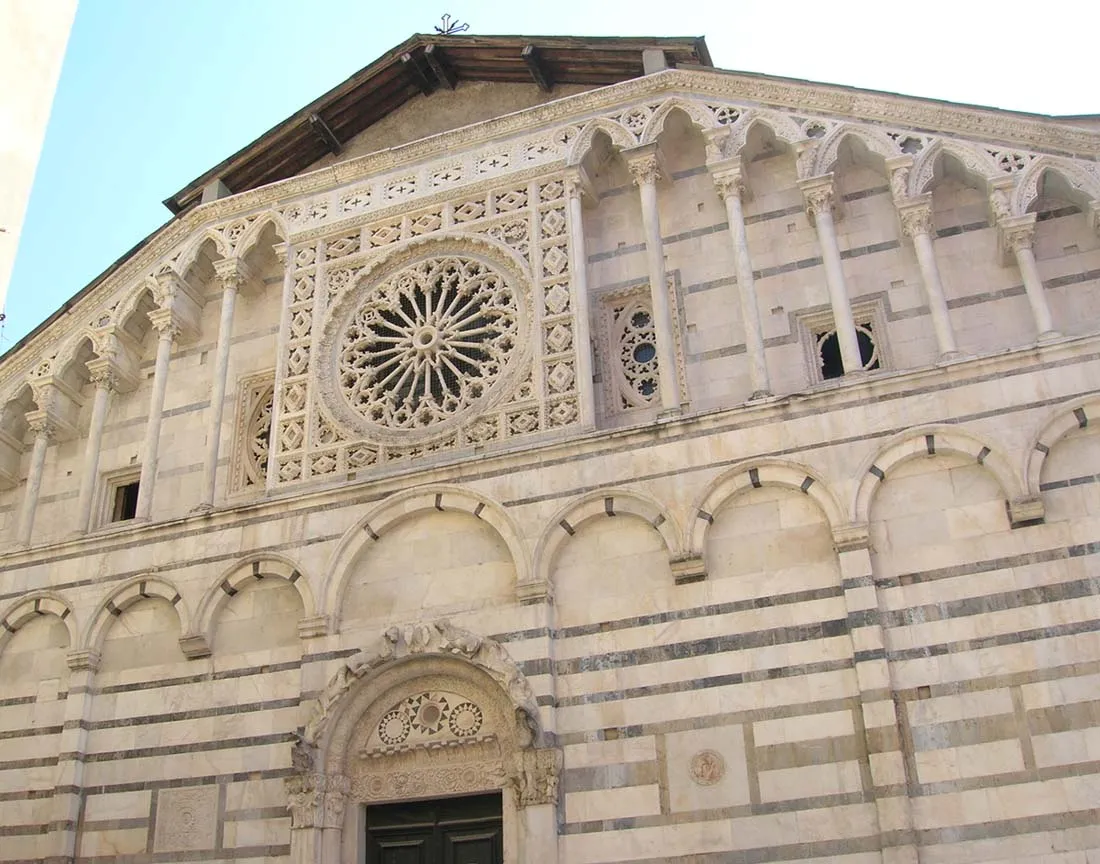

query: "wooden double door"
left=365, top=792, right=503, bottom=864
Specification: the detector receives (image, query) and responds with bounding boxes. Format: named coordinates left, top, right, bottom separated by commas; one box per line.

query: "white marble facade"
left=2, top=47, right=1100, bottom=864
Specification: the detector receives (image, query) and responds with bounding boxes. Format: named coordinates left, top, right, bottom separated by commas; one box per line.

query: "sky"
left=6, top=0, right=1096, bottom=351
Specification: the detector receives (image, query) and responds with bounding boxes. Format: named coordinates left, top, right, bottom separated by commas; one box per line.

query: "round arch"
left=852, top=424, right=1023, bottom=524
left=319, top=485, right=530, bottom=631
left=1025, top=395, right=1100, bottom=498
left=188, top=552, right=317, bottom=652
left=81, top=575, right=190, bottom=655
left=689, top=459, right=844, bottom=560
left=565, top=116, right=636, bottom=166
left=532, top=487, right=681, bottom=592
left=0, top=591, right=77, bottom=656
left=638, top=97, right=718, bottom=145
left=1014, top=156, right=1100, bottom=215
left=288, top=620, right=559, bottom=864
left=813, top=123, right=899, bottom=177
left=910, top=139, right=1002, bottom=197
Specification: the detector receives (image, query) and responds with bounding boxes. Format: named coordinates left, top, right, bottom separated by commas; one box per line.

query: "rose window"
left=335, top=254, right=520, bottom=432
left=616, top=302, right=660, bottom=405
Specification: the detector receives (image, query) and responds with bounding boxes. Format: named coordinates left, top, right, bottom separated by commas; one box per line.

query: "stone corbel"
left=793, top=139, right=818, bottom=182
left=66, top=649, right=100, bottom=672
left=26, top=377, right=80, bottom=442
left=178, top=633, right=212, bottom=659
left=832, top=522, right=871, bottom=554
left=1008, top=495, right=1045, bottom=527
left=297, top=615, right=330, bottom=640
left=515, top=579, right=552, bottom=605
left=997, top=213, right=1037, bottom=266
left=885, top=155, right=914, bottom=203
left=89, top=326, right=140, bottom=393
left=988, top=176, right=1016, bottom=229
left=671, top=552, right=706, bottom=585
left=703, top=125, right=742, bottom=164
left=148, top=270, right=202, bottom=341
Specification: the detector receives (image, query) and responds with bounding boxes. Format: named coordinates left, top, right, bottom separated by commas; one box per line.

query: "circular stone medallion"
left=689, top=749, right=725, bottom=786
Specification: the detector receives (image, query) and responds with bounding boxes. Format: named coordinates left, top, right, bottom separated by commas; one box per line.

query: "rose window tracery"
left=335, top=254, right=520, bottom=433
left=615, top=301, right=660, bottom=406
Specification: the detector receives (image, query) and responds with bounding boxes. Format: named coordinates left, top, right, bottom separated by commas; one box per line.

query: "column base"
left=1037, top=330, right=1063, bottom=344
left=746, top=390, right=774, bottom=403
left=935, top=350, right=965, bottom=364
left=190, top=502, right=215, bottom=515
left=657, top=406, right=683, bottom=422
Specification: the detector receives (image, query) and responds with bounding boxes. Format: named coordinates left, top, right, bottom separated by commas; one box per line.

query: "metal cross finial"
left=434, top=14, right=469, bottom=35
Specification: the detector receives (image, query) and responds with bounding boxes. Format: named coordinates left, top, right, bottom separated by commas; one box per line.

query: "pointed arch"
left=853, top=424, right=1024, bottom=524
left=232, top=210, right=289, bottom=261
left=910, top=138, right=1002, bottom=196
left=689, top=459, right=844, bottom=560
left=188, top=552, right=317, bottom=653
left=172, top=227, right=232, bottom=279
left=533, top=487, right=681, bottom=592
left=50, top=329, right=97, bottom=386
left=813, top=123, right=899, bottom=176
left=565, top=116, right=636, bottom=166
left=1014, top=156, right=1100, bottom=215
left=82, top=575, right=191, bottom=655
left=319, top=485, right=530, bottom=631
left=729, top=110, right=805, bottom=155
left=0, top=591, right=76, bottom=656
left=1025, top=394, right=1100, bottom=499
left=111, top=278, right=157, bottom=332
left=639, top=97, right=718, bottom=145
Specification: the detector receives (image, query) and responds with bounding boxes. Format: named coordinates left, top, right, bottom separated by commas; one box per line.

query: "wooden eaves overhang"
left=163, top=33, right=712, bottom=214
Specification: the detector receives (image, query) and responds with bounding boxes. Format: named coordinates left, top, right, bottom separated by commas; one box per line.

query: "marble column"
left=16, top=413, right=54, bottom=546
left=564, top=170, right=597, bottom=429
left=134, top=317, right=179, bottom=521
left=627, top=146, right=682, bottom=415
left=709, top=158, right=772, bottom=399
left=74, top=367, right=116, bottom=533
left=267, top=243, right=293, bottom=491
left=50, top=649, right=99, bottom=861
left=197, top=260, right=248, bottom=510
left=799, top=175, right=863, bottom=375
left=897, top=194, right=959, bottom=359
left=1000, top=214, right=1060, bottom=341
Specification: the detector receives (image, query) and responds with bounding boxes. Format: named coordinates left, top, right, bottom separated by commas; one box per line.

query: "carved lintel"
left=833, top=522, right=871, bottom=554
left=670, top=553, right=706, bottom=585
left=178, top=633, right=211, bottom=659
left=1008, top=495, right=1045, bottom=527
left=66, top=648, right=100, bottom=672
left=511, top=747, right=562, bottom=808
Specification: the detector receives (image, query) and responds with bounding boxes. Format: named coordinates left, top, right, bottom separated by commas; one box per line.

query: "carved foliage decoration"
left=231, top=372, right=274, bottom=492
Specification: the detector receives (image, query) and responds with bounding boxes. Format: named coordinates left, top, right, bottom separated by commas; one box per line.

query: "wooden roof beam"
left=423, top=44, right=456, bottom=90
left=401, top=51, right=434, bottom=96
left=522, top=44, right=552, bottom=92
left=308, top=113, right=341, bottom=156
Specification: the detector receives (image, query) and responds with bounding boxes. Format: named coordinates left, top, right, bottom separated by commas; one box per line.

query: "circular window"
left=321, top=244, right=529, bottom=442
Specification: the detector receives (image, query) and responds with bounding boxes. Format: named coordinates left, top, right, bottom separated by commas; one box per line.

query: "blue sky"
left=7, top=0, right=1095, bottom=350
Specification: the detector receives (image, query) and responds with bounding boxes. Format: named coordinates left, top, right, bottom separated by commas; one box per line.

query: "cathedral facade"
left=2, top=33, right=1100, bottom=864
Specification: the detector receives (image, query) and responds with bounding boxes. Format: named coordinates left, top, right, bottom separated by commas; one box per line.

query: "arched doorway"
left=287, top=620, right=561, bottom=863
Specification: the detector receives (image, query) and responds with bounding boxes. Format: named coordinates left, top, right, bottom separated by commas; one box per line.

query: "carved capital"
left=708, top=156, right=747, bottom=202
left=272, top=242, right=290, bottom=267
left=794, top=140, right=818, bottom=181
left=88, top=363, right=120, bottom=391
left=999, top=213, right=1037, bottom=257
left=511, top=747, right=562, bottom=808
left=988, top=178, right=1015, bottom=224
left=26, top=412, right=57, bottom=440
left=624, top=145, right=664, bottom=187
left=897, top=194, right=934, bottom=239
left=213, top=256, right=255, bottom=293
left=285, top=772, right=325, bottom=829
left=148, top=308, right=183, bottom=339
left=563, top=166, right=596, bottom=206
left=148, top=269, right=201, bottom=340
left=799, top=174, right=836, bottom=224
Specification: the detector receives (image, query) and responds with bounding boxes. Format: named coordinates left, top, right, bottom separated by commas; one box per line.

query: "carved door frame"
left=286, top=621, right=560, bottom=864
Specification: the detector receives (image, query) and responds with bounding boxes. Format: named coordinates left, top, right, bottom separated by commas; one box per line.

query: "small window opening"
left=817, top=324, right=880, bottom=380
left=111, top=481, right=140, bottom=522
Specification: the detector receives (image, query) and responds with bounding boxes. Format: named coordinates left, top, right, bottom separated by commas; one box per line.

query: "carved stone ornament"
left=302, top=620, right=541, bottom=748
left=710, top=167, right=746, bottom=202
left=317, top=237, right=533, bottom=446
left=898, top=199, right=934, bottom=239
left=801, top=181, right=834, bottom=220
left=286, top=772, right=350, bottom=829
left=511, top=746, right=562, bottom=807
left=1001, top=218, right=1036, bottom=254
left=627, top=152, right=662, bottom=187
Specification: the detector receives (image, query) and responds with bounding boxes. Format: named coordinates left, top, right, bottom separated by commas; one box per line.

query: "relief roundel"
left=320, top=241, right=530, bottom=443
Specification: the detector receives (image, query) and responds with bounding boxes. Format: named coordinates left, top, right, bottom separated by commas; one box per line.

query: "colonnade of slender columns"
left=1000, top=215, right=1060, bottom=341
left=896, top=194, right=960, bottom=360
left=73, top=368, right=116, bottom=533
left=16, top=413, right=55, bottom=546
left=564, top=169, right=597, bottom=429
left=626, top=145, right=683, bottom=416
left=134, top=316, right=180, bottom=522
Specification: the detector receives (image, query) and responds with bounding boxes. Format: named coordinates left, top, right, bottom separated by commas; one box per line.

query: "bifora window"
left=333, top=253, right=521, bottom=434
left=799, top=300, right=889, bottom=383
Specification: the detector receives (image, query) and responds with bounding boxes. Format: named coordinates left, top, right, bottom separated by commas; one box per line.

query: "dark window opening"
left=111, top=481, right=140, bottom=522
left=817, top=325, right=879, bottom=380
left=366, top=792, right=502, bottom=864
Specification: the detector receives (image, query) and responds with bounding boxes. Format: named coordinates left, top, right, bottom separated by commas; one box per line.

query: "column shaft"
left=74, top=380, right=112, bottom=532
left=135, top=327, right=175, bottom=521
left=566, top=187, right=596, bottom=428
left=1014, top=244, right=1056, bottom=337
left=721, top=188, right=771, bottom=398
left=907, top=230, right=958, bottom=359
left=199, top=282, right=239, bottom=508
left=636, top=177, right=681, bottom=413
left=814, top=205, right=863, bottom=374
left=16, top=423, right=52, bottom=545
